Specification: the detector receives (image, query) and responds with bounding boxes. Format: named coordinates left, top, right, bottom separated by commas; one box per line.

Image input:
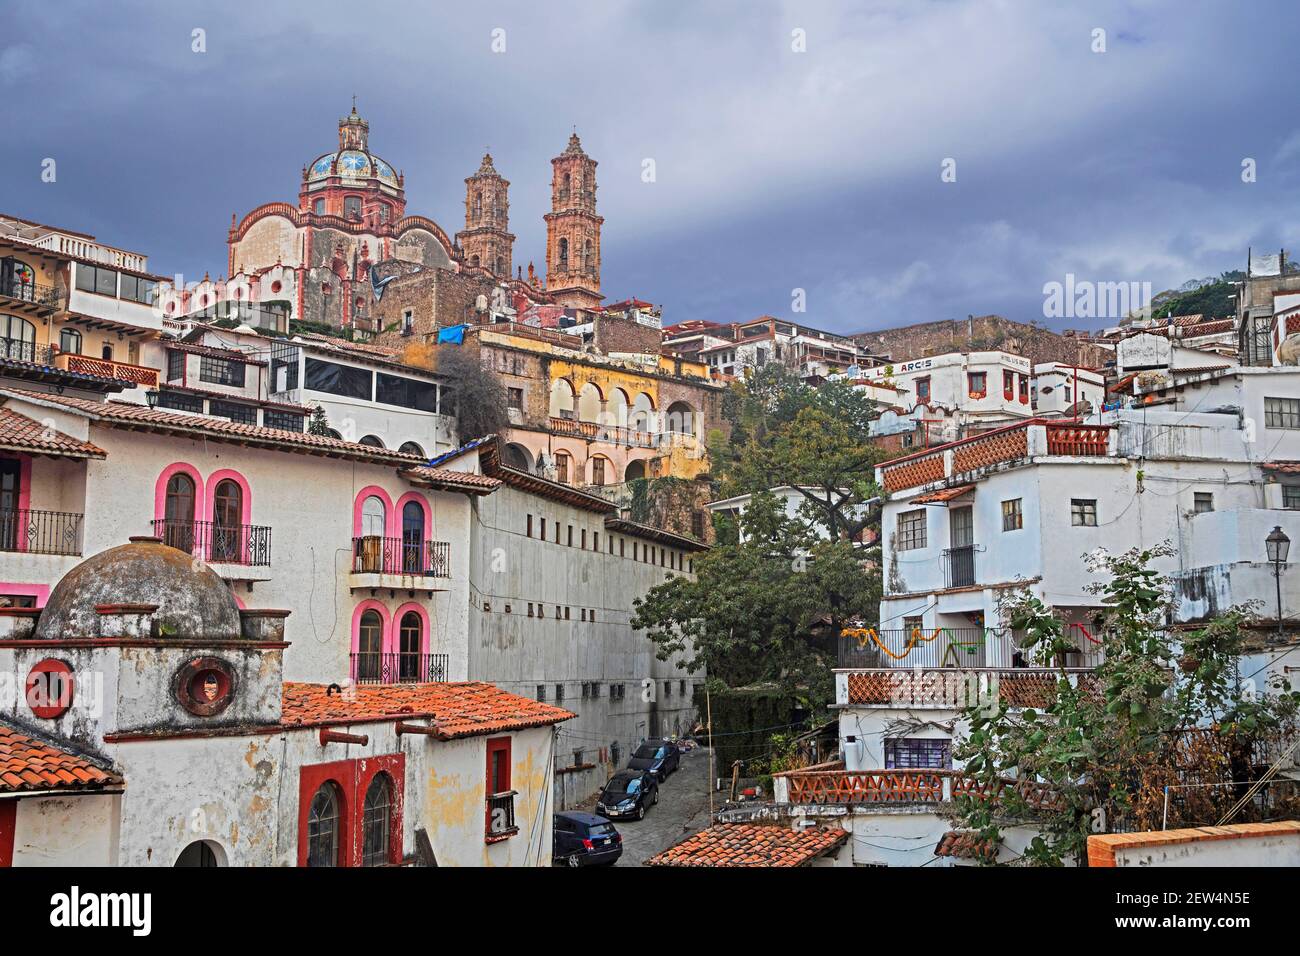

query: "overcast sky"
left=4, top=0, right=1299, bottom=334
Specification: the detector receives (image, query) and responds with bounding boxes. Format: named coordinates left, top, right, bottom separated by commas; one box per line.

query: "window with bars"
left=1071, top=498, right=1098, bottom=526
left=209, top=399, right=257, bottom=425
left=1265, top=397, right=1300, bottom=429
left=155, top=390, right=204, bottom=414
left=1001, top=498, right=1023, bottom=531
left=1284, top=486, right=1300, bottom=510
left=199, top=355, right=246, bottom=387
left=166, top=350, right=185, bottom=381
left=262, top=409, right=305, bottom=432
left=884, top=737, right=952, bottom=770
left=896, top=510, right=927, bottom=550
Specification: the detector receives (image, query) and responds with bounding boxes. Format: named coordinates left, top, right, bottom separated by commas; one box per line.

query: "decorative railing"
left=778, top=768, right=1063, bottom=812
left=952, top=424, right=1027, bottom=473
left=943, top=545, right=977, bottom=588
left=1045, top=423, right=1111, bottom=456
left=839, top=626, right=1105, bottom=671
left=350, top=652, right=449, bottom=685
left=351, top=537, right=451, bottom=577
left=0, top=337, right=51, bottom=364
left=60, top=354, right=159, bottom=387
left=152, top=519, right=272, bottom=566
left=0, top=509, right=84, bottom=556
left=547, top=416, right=657, bottom=448
left=486, top=791, right=518, bottom=841
left=0, top=277, right=61, bottom=309
left=839, top=666, right=1099, bottom=708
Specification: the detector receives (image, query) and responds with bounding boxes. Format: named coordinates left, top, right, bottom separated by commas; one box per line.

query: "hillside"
left=850, top=314, right=1109, bottom=368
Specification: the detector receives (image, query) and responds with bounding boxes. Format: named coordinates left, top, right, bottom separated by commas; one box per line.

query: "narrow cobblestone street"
left=613, top=746, right=714, bottom=866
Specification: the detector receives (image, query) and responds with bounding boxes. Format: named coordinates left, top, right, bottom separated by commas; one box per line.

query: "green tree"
left=307, top=405, right=332, bottom=436
left=953, top=545, right=1300, bottom=865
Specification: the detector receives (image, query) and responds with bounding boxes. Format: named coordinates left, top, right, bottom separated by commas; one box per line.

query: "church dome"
left=34, top=536, right=243, bottom=641
left=305, top=105, right=400, bottom=187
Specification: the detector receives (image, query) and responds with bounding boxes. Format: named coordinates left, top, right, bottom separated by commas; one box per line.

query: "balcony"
left=943, top=544, right=977, bottom=588
left=56, top=353, right=159, bottom=388
left=839, top=626, right=1104, bottom=670
left=547, top=416, right=659, bottom=449
left=0, top=277, right=62, bottom=314
left=350, top=651, right=449, bottom=684
left=0, top=338, right=50, bottom=365
left=152, top=519, right=272, bottom=571
left=350, top=537, right=452, bottom=591
left=0, top=509, right=84, bottom=556
left=485, top=791, right=518, bottom=843
left=773, top=768, right=1063, bottom=812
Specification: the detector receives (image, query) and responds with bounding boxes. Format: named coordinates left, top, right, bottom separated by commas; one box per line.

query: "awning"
left=910, top=484, right=975, bottom=505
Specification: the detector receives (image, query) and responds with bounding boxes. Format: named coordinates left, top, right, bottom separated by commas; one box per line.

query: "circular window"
left=175, top=657, right=235, bottom=716
left=271, top=280, right=283, bottom=294
left=26, top=659, right=74, bottom=719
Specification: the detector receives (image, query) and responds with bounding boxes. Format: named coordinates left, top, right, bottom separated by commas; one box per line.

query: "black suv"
left=553, top=811, right=623, bottom=867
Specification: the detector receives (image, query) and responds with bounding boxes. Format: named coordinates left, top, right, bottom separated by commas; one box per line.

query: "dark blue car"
left=627, top=738, right=680, bottom=781
left=553, top=811, right=623, bottom=867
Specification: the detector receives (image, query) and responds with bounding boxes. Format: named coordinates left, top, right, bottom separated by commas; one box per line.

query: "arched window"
left=398, top=441, right=425, bottom=457
left=58, top=328, right=82, bottom=354
left=591, top=456, right=609, bottom=486
left=558, top=237, right=569, bottom=270
left=361, top=496, right=385, bottom=536
left=356, top=494, right=387, bottom=573
left=584, top=239, right=593, bottom=272
left=344, top=196, right=362, bottom=219
left=313, top=198, right=325, bottom=215
left=625, top=459, right=646, bottom=482
left=401, top=500, right=425, bottom=574
left=358, top=434, right=385, bottom=448
left=211, top=478, right=242, bottom=562
left=562, top=172, right=571, bottom=200
left=307, top=782, right=343, bottom=867
left=502, top=443, right=532, bottom=471
left=577, top=382, right=603, bottom=423
left=398, top=610, right=423, bottom=681
left=495, top=256, right=505, bottom=275
left=470, top=255, right=480, bottom=268
left=554, top=451, right=571, bottom=484
left=0, top=314, right=36, bottom=361
left=362, top=774, right=393, bottom=866
left=163, top=473, right=196, bottom=552
left=472, top=191, right=482, bottom=220
left=356, top=609, right=384, bottom=682
left=101, top=343, right=113, bottom=361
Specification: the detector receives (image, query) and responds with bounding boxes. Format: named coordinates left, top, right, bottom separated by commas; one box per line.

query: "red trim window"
left=485, top=736, right=518, bottom=842
left=1019, top=374, right=1029, bottom=404
left=26, top=659, right=74, bottom=719
left=1003, top=370, right=1015, bottom=401
left=298, top=754, right=404, bottom=866
left=0, top=800, right=14, bottom=867
left=914, top=376, right=931, bottom=403
left=967, top=371, right=987, bottom=399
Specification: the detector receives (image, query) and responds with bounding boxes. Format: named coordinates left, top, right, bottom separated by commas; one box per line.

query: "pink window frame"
left=353, top=486, right=394, bottom=538
left=392, top=601, right=429, bottom=656
left=394, top=492, right=431, bottom=545
left=351, top=600, right=390, bottom=656
left=154, top=462, right=205, bottom=524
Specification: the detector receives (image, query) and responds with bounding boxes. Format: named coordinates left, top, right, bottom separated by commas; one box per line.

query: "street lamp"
left=1266, top=525, right=1291, bottom=636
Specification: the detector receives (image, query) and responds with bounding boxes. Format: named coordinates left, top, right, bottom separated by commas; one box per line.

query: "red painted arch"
left=353, top=486, right=394, bottom=538
left=154, top=462, right=205, bottom=524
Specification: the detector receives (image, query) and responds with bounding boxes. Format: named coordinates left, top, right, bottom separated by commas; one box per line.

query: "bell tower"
left=544, top=132, right=604, bottom=310
left=456, top=153, right=515, bottom=278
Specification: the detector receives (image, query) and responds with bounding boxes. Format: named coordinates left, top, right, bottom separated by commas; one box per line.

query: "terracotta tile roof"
left=0, top=386, right=427, bottom=466
left=0, top=406, right=107, bottom=459
left=910, top=483, right=975, bottom=504
left=935, top=829, right=997, bottom=861
left=398, top=464, right=502, bottom=495
left=0, top=354, right=128, bottom=391
left=645, top=823, right=847, bottom=867
left=604, top=516, right=707, bottom=551
left=280, top=681, right=574, bottom=739
left=1264, top=461, right=1300, bottom=474
left=0, top=722, right=122, bottom=793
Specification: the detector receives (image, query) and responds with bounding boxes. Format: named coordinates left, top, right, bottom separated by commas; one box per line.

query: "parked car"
left=553, top=811, right=622, bottom=867
left=627, top=738, right=680, bottom=781
left=595, top=769, right=659, bottom=821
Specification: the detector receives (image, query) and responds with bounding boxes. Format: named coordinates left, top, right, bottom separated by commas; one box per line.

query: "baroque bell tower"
left=544, top=132, right=604, bottom=310
left=455, top=153, right=515, bottom=278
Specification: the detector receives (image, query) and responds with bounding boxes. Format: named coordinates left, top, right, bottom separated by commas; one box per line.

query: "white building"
left=0, top=537, right=571, bottom=867
left=859, top=351, right=1035, bottom=433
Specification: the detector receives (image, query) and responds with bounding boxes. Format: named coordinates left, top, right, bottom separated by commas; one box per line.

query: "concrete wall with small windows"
left=467, top=481, right=699, bottom=806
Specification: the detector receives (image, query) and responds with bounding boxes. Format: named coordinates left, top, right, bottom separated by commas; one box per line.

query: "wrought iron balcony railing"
left=485, top=791, right=518, bottom=841
left=352, top=537, right=451, bottom=577
left=0, top=508, right=84, bottom=556
left=350, top=651, right=449, bottom=685
left=0, top=337, right=50, bottom=365
left=0, top=277, right=61, bottom=309
left=943, top=544, right=977, bottom=588
left=152, top=518, right=272, bottom=566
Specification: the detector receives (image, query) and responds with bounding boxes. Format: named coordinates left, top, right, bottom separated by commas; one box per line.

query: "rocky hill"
left=850, top=314, right=1110, bottom=368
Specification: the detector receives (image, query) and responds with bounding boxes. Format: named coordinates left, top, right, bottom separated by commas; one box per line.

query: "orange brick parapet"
left=1087, top=820, right=1300, bottom=867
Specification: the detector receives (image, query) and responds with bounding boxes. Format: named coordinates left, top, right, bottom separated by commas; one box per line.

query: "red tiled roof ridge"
left=0, top=721, right=122, bottom=793
left=645, top=822, right=848, bottom=867
left=280, top=680, right=574, bottom=739
left=0, top=406, right=107, bottom=458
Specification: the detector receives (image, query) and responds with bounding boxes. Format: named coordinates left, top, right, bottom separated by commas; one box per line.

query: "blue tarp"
left=437, top=324, right=469, bottom=345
